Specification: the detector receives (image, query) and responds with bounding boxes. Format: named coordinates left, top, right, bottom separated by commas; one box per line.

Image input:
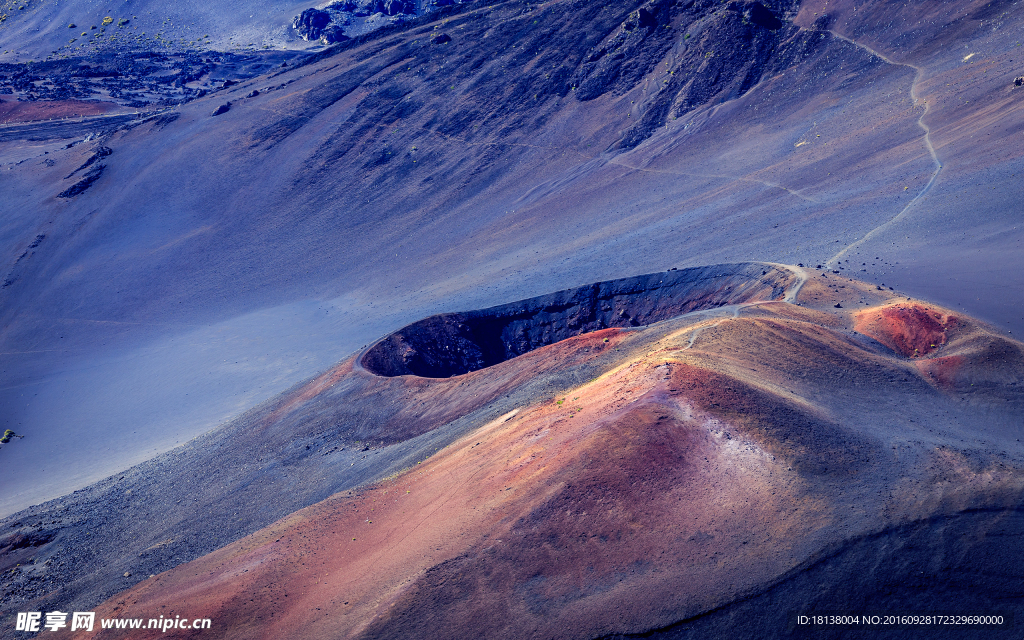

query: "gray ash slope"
left=0, top=264, right=796, bottom=632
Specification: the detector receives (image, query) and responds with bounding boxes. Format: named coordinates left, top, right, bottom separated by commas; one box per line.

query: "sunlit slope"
left=60, top=270, right=1024, bottom=639
left=0, top=265, right=798, bottom=630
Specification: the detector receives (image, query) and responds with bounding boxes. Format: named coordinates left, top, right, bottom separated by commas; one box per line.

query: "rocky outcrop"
left=320, top=24, right=349, bottom=44
left=292, top=0, right=429, bottom=46
left=568, top=0, right=677, bottom=102
left=57, top=164, right=104, bottom=198
left=563, top=0, right=820, bottom=150
left=64, top=145, right=111, bottom=179
left=333, top=0, right=416, bottom=16
left=293, top=8, right=333, bottom=42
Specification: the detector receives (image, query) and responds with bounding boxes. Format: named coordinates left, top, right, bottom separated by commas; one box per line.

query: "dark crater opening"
left=361, top=263, right=795, bottom=378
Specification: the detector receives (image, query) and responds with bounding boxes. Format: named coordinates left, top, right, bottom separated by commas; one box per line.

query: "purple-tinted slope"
left=0, top=0, right=1021, bottom=522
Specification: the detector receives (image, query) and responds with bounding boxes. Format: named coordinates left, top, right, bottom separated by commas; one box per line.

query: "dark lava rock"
left=65, top=145, right=112, bottom=179
left=381, top=0, right=416, bottom=15
left=211, top=102, right=231, bottom=116
left=57, top=164, right=104, bottom=198
left=1015, top=76, right=1023, bottom=87
left=294, top=8, right=333, bottom=41
left=565, top=0, right=811, bottom=151
left=333, top=0, right=416, bottom=16
left=746, top=1, right=783, bottom=30
left=430, top=32, right=452, bottom=45
left=321, top=24, right=349, bottom=45
left=246, top=89, right=260, bottom=98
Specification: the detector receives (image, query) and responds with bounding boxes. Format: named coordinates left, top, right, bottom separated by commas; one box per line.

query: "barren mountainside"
left=0, top=0, right=1023, bottom=637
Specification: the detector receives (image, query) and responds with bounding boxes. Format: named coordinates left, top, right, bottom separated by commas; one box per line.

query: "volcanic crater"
left=361, top=263, right=796, bottom=378
left=8, top=263, right=1021, bottom=640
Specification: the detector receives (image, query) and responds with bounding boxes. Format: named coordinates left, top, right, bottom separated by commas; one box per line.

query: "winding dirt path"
left=681, top=262, right=808, bottom=349
left=824, top=32, right=943, bottom=267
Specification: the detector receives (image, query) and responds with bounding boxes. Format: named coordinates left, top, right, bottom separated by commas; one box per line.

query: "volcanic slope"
left=45, top=266, right=1024, bottom=640
left=0, top=264, right=796, bottom=632
left=5, top=0, right=1024, bottom=518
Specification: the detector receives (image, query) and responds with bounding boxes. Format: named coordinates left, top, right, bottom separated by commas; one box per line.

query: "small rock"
left=1015, top=76, right=1024, bottom=87
left=430, top=32, right=452, bottom=45
left=834, top=303, right=843, bottom=308
left=212, top=102, right=231, bottom=116
left=123, top=572, right=131, bottom=577
left=246, top=90, right=260, bottom=98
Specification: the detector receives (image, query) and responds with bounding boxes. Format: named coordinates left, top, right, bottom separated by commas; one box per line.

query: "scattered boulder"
left=1014, top=76, right=1023, bottom=87
left=246, top=89, right=260, bottom=98
left=429, top=32, right=451, bottom=45
left=212, top=102, right=231, bottom=116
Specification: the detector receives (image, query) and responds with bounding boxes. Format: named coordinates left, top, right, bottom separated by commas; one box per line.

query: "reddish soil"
left=0, top=98, right=124, bottom=124
left=70, top=356, right=823, bottom=640
left=854, top=302, right=960, bottom=357
left=854, top=301, right=1024, bottom=393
